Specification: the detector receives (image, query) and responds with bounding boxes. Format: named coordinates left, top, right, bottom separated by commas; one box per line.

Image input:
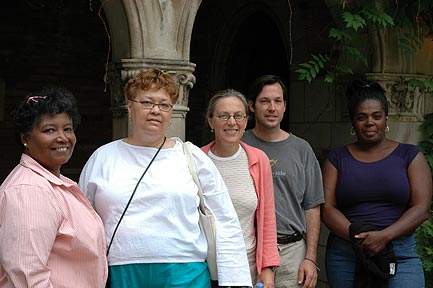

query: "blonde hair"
left=205, top=89, right=249, bottom=120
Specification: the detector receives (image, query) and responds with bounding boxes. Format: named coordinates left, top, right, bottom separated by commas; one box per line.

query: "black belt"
left=277, top=233, right=303, bottom=244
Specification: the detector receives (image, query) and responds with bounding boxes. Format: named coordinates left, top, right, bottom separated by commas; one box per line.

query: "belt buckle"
left=277, top=232, right=302, bottom=244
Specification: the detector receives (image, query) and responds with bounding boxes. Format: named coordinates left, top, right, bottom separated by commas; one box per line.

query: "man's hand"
left=297, top=258, right=318, bottom=288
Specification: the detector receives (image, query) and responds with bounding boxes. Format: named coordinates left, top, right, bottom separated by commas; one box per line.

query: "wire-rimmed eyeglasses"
left=214, top=112, right=247, bottom=122
left=129, top=99, right=173, bottom=112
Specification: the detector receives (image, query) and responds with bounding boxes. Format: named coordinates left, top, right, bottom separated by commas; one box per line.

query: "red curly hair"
left=124, top=68, right=179, bottom=103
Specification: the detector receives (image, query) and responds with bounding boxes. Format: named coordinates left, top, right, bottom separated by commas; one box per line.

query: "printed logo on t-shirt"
left=269, top=158, right=286, bottom=177
left=270, top=159, right=278, bottom=167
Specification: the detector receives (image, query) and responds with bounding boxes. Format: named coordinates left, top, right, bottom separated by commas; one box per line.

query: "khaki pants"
left=274, top=239, right=306, bottom=288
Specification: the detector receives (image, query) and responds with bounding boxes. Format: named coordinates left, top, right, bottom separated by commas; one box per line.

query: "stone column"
left=102, top=0, right=201, bottom=140
left=364, top=25, right=433, bottom=144
left=107, top=59, right=196, bottom=140
left=365, top=73, right=431, bottom=144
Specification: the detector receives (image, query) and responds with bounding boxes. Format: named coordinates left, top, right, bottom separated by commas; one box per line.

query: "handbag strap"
left=182, top=141, right=206, bottom=215
left=106, top=137, right=166, bottom=256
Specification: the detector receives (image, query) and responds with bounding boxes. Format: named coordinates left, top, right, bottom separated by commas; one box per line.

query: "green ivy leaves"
left=343, top=11, right=366, bottom=31
left=294, top=0, right=430, bottom=84
left=295, top=54, right=330, bottom=83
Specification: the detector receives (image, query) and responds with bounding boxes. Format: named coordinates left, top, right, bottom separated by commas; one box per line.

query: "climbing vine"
left=294, top=0, right=433, bottom=83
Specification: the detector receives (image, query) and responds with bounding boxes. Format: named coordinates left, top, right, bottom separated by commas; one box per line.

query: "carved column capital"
left=365, top=73, right=428, bottom=121
left=106, top=64, right=128, bottom=119
left=107, top=58, right=196, bottom=139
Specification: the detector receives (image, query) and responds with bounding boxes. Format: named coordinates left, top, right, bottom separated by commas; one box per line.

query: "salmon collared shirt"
left=0, top=153, right=107, bottom=288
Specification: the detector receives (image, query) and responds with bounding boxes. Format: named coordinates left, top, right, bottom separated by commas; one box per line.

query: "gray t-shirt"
left=242, top=130, right=324, bottom=237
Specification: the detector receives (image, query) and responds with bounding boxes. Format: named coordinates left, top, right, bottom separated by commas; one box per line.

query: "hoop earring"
left=385, top=125, right=390, bottom=133
left=350, top=127, right=355, bottom=136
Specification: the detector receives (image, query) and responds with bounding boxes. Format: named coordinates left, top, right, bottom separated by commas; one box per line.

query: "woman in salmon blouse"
left=0, top=86, right=107, bottom=287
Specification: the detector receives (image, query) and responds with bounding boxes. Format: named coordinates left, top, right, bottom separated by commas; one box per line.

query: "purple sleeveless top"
left=327, top=143, right=420, bottom=229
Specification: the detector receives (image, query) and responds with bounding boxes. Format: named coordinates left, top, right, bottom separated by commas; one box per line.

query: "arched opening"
left=226, top=11, right=290, bottom=131
left=189, top=5, right=291, bottom=145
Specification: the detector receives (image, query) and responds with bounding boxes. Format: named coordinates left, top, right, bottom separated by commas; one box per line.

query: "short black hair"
left=11, top=86, right=81, bottom=139
left=346, top=79, right=388, bottom=121
left=247, top=75, right=288, bottom=105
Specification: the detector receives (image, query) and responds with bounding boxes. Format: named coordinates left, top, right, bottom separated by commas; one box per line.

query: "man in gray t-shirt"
left=242, top=75, right=324, bottom=288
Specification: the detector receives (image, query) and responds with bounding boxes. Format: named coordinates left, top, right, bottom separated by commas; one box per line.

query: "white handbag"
left=183, top=142, right=218, bottom=281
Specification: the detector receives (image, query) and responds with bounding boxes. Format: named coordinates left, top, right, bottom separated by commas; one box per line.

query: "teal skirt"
left=108, top=262, right=211, bottom=288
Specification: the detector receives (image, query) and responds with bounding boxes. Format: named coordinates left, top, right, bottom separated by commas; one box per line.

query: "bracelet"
left=304, top=257, right=320, bottom=272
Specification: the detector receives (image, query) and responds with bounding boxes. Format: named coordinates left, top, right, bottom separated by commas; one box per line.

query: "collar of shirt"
left=19, top=153, right=76, bottom=188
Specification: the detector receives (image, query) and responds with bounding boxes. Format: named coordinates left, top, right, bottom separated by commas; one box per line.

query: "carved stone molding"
left=175, top=71, right=196, bottom=108
left=107, top=58, right=196, bottom=139
left=365, top=73, right=427, bottom=121
left=334, top=73, right=430, bottom=122
left=387, top=81, right=419, bottom=117
left=106, top=65, right=128, bottom=118
left=107, top=58, right=196, bottom=119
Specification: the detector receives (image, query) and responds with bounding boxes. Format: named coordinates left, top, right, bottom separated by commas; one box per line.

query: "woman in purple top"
left=321, top=79, right=432, bottom=288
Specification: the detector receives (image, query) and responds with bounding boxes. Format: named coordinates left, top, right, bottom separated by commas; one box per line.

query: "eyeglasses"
left=129, top=99, right=173, bottom=112
left=214, top=113, right=247, bottom=122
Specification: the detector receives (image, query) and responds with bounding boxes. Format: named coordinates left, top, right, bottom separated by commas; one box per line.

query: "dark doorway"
left=226, top=11, right=290, bottom=131
left=189, top=5, right=291, bottom=145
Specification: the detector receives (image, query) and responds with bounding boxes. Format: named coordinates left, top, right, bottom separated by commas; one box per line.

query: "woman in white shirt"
left=79, top=68, right=252, bottom=288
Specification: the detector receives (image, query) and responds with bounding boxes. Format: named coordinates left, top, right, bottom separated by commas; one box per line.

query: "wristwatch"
left=265, top=266, right=277, bottom=272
